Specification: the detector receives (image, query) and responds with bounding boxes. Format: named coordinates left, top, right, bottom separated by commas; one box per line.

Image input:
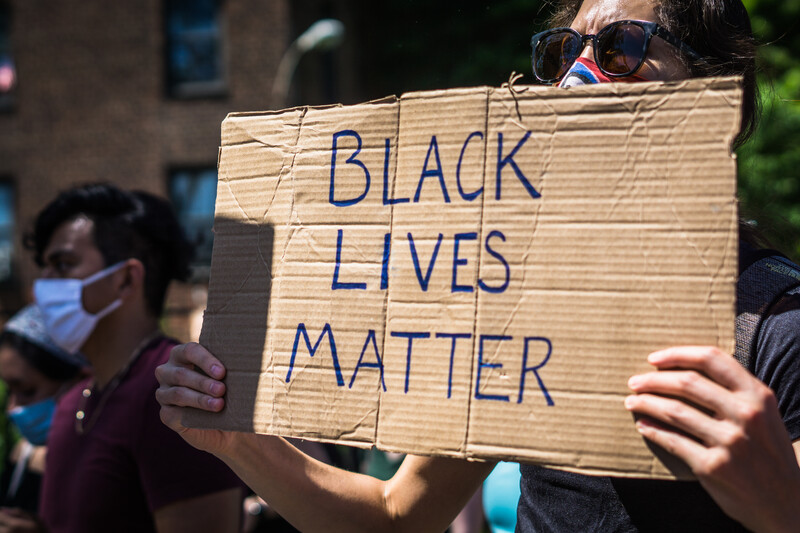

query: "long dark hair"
left=548, top=0, right=759, bottom=148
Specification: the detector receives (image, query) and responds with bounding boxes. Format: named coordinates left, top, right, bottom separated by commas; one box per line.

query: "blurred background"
left=0, top=0, right=797, bottom=340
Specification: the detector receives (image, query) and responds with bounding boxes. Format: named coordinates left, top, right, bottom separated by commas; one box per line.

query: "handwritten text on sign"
left=201, top=80, right=738, bottom=476
left=286, top=127, right=554, bottom=406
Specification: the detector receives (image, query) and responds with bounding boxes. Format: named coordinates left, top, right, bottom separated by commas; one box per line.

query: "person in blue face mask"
left=0, top=304, right=86, bottom=525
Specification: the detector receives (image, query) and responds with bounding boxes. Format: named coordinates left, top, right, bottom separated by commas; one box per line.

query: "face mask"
left=8, top=397, right=57, bottom=446
left=558, top=57, right=648, bottom=88
left=34, top=261, right=127, bottom=354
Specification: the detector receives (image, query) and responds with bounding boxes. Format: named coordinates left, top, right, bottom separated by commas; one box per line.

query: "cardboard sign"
left=188, top=77, right=742, bottom=479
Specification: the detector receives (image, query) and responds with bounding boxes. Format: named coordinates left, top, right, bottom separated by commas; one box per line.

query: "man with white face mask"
left=25, top=183, right=242, bottom=533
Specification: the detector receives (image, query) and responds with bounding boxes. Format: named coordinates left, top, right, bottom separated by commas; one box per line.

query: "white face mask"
left=34, top=261, right=127, bottom=354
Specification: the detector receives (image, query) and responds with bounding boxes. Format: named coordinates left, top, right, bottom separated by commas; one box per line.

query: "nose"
left=39, top=266, right=59, bottom=279
left=578, top=37, right=594, bottom=62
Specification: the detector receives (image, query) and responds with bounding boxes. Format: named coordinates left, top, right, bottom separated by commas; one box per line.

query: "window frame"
left=0, top=178, right=17, bottom=285
left=167, top=166, right=219, bottom=281
left=0, top=1, right=17, bottom=112
left=163, top=0, right=228, bottom=99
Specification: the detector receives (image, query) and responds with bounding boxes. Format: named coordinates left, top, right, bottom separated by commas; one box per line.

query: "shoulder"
left=754, top=255, right=800, bottom=359
left=754, top=289, right=800, bottom=439
left=128, top=337, right=178, bottom=384
left=738, top=246, right=800, bottom=365
left=54, top=377, right=90, bottom=414
left=139, top=336, right=179, bottom=367
left=120, top=337, right=178, bottom=414
left=762, top=290, right=800, bottom=330
left=756, top=290, right=800, bottom=366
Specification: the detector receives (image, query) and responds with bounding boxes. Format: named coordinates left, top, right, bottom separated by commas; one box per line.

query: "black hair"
left=0, top=331, right=81, bottom=381
left=24, top=183, right=194, bottom=317
left=548, top=0, right=759, bottom=148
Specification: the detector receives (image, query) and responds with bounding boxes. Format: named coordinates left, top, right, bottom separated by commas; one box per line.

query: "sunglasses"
left=530, top=20, right=704, bottom=84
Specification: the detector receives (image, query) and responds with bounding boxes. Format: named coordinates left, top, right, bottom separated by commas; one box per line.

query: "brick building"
left=0, top=0, right=360, bottom=340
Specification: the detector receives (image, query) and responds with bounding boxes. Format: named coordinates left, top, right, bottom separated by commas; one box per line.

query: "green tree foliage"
left=357, top=1, right=799, bottom=257
left=356, top=0, right=545, bottom=97
left=738, top=0, right=800, bottom=260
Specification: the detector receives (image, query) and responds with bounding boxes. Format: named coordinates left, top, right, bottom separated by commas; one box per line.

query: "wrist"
left=221, top=432, right=281, bottom=469
left=760, top=468, right=800, bottom=533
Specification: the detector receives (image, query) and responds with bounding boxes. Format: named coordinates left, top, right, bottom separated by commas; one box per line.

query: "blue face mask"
left=8, top=397, right=57, bottom=446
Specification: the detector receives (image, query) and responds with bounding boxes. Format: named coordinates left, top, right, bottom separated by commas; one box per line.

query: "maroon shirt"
left=40, top=337, right=241, bottom=533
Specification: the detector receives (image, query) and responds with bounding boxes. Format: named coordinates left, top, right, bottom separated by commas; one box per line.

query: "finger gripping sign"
left=189, top=78, right=742, bottom=480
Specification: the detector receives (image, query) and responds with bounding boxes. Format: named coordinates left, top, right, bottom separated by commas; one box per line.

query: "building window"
left=165, top=0, right=226, bottom=98
left=169, top=168, right=218, bottom=278
left=0, top=182, right=14, bottom=282
left=0, top=3, right=16, bottom=111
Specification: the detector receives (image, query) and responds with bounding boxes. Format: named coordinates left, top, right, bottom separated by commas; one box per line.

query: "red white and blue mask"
left=558, top=57, right=647, bottom=88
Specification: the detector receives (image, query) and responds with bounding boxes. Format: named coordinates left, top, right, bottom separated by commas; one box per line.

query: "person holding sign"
left=156, top=0, right=800, bottom=531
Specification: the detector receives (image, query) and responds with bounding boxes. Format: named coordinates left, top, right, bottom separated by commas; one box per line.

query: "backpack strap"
left=735, top=254, right=800, bottom=369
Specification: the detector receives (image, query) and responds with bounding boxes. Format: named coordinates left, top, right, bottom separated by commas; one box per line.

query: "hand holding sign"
left=179, top=78, right=742, bottom=479
left=156, top=343, right=232, bottom=456
left=626, top=346, right=800, bottom=531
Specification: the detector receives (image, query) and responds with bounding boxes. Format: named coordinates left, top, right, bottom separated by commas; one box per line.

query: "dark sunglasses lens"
left=596, top=22, right=647, bottom=75
left=534, top=31, right=581, bottom=81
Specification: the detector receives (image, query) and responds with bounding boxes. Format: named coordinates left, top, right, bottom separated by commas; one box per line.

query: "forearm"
left=218, top=433, right=394, bottom=532
left=155, top=487, right=242, bottom=533
left=753, top=441, right=800, bottom=533
left=156, top=343, right=492, bottom=531
left=217, top=433, right=492, bottom=533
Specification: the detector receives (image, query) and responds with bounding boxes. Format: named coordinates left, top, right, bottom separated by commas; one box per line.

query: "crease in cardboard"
left=198, top=77, right=743, bottom=480
left=220, top=170, right=251, bottom=223
left=460, top=86, right=493, bottom=456
left=257, top=163, right=286, bottom=224
left=263, top=108, right=307, bottom=429
left=373, top=99, right=401, bottom=447
left=286, top=107, right=308, bottom=227
left=257, top=227, right=273, bottom=278
left=222, top=138, right=304, bottom=152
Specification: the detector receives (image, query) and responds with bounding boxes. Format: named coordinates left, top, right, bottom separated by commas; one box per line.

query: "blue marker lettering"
left=286, top=323, right=344, bottom=386
left=380, top=232, right=391, bottom=290
left=408, top=232, right=443, bottom=291
left=456, top=131, right=484, bottom=201
left=436, top=332, right=472, bottom=399
left=496, top=131, right=540, bottom=200
left=414, top=136, right=451, bottom=203
left=391, top=331, right=430, bottom=393
left=349, top=329, right=387, bottom=391
left=475, top=335, right=512, bottom=402
left=332, top=229, right=367, bottom=290
left=382, top=138, right=409, bottom=205
left=518, top=337, right=554, bottom=405
left=452, top=232, right=478, bottom=293
left=478, top=230, right=510, bottom=294
left=330, top=130, right=370, bottom=207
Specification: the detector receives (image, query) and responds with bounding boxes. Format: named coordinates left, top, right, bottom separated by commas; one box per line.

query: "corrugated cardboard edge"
left=185, top=77, right=743, bottom=481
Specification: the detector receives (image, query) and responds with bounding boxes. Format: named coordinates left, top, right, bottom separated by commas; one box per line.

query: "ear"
left=116, top=259, right=146, bottom=302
